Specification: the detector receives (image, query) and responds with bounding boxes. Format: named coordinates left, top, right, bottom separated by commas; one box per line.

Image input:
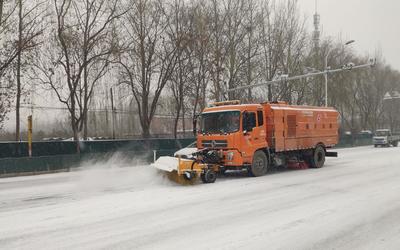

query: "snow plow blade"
left=151, top=156, right=199, bottom=185
left=151, top=156, right=219, bottom=184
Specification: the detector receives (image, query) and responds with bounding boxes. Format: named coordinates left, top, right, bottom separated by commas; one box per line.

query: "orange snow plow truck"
left=152, top=101, right=339, bottom=184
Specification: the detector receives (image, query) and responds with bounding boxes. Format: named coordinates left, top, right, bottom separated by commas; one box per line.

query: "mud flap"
left=325, top=151, right=338, bottom=157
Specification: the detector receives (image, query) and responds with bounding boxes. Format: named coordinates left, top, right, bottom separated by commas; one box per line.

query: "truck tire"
left=201, top=169, right=217, bottom=183
left=249, top=151, right=268, bottom=177
left=310, top=145, right=325, bottom=168
left=393, top=141, right=398, bottom=147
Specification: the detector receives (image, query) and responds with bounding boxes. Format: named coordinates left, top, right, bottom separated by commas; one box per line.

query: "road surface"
left=0, top=146, right=400, bottom=250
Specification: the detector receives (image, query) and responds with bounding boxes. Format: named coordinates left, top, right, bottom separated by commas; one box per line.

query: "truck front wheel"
left=249, top=151, right=268, bottom=177
left=310, top=145, right=325, bottom=168
left=201, top=169, right=217, bottom=183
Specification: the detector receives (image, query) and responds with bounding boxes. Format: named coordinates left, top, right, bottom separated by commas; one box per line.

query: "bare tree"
left=0, top=0, right=17, bottom=74
left=207, top=0, right=227, bottom=101
left=258, top=0, right=307, bottom=102
left=242, top=0, right=263, bottom=101
left=185, top=1, right=211, bottom=126
left=167, top=0, right=195, bottom=138
left=118, top=0, right=181, bottom=138
left=14, top=0, right=46, bottom=141
left=0, top=0, right=17, bottom=129
left=354, top=60, right=400, bottom=131
left=223, top=0, right=246, bottom=100
left=35, top=0, right=123, bottom=149
left=2, top=0, right=396, bottom=139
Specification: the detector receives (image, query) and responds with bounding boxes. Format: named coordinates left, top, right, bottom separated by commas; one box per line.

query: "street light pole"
left=324, top=48, right=332, bottom=107
left=324, top=40, right=355, bottom=107
left=226, top=57, right=375, bottom=101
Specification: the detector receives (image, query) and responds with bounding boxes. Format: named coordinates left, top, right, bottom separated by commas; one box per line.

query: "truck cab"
left=197, top=102, right=267, bottom=168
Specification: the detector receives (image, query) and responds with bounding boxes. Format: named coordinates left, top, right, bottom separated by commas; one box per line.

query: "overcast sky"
left=297, top=0, right=400, bottom=71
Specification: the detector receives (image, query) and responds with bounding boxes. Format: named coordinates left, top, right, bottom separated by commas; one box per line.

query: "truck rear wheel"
left=249, top=151, right=268, bottom=177
left=310, top=145, right=325, bottom=168
left=393, top=141, right=398, bottom=147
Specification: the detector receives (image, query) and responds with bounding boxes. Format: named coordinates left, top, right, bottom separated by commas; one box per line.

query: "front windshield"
left=200, top=111, right=240, bottom=134
left=375, top=130, right=389, bottom=136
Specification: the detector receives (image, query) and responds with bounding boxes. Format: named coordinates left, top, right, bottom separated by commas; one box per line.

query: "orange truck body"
left=197, top=101, right=339, bottom=168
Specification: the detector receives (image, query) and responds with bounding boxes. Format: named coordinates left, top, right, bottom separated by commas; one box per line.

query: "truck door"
left=254, top=110, right=267, bottom=149
left=241, top=110, right=267, bottom=163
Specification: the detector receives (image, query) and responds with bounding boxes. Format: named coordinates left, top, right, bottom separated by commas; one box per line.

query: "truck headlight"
left=227, top=152, right=234, bottom=161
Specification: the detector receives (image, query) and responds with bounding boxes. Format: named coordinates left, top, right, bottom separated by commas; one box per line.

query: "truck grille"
left=202, top=140, right=228, bottom=148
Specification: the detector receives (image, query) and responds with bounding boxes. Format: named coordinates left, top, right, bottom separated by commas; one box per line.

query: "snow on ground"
left=0, top=146, right=400, bottom=250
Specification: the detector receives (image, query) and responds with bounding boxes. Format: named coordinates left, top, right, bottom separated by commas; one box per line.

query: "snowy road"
left=1, top=146, right=400, bottom=250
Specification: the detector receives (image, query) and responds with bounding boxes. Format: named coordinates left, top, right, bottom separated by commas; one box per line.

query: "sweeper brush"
left=151, top=155, right=219, bottom=184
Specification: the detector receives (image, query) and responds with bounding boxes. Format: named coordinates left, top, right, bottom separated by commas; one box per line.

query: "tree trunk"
left=141, top=97, right=150, bottom=138
left=105, top=90, right=109, bottom=136
left=71, top=113, right=80, bottom=154
left=70, top=87, right=80, bottom=153
left=201, top=76, right=206, bottom=110
left=268, top=85, right=272, bottom=101
left=15, top=0, right=22, bottom=142
left=142, top=123, right=150, bottom=139
left=173, top=106, right=180, bottom=139
left=15, top=79, right=21, bottom=141
left=83, top=65, right=88, bottom=139
left=192, top=83, right=200, bottom=136
left=0, top=0, right=3, bottom=26
left=182, top=102, right=185, bottom=136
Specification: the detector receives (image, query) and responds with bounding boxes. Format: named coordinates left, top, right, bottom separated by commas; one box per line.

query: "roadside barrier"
left=0, top=135, right=371, bottom=177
